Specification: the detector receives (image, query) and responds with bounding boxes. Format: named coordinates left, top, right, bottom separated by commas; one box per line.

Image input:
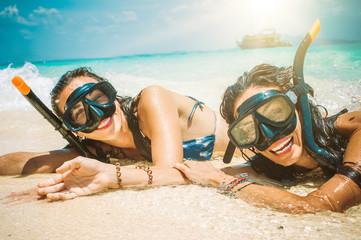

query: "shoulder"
left=137, top=85, right=182, bottom=108
left=141, top=85, right=169, bottom=98
left=334, top=111, right=361, bottom=137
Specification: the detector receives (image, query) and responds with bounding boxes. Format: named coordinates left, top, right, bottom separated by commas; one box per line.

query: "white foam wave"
left=0, top=62, right=56, bottom=111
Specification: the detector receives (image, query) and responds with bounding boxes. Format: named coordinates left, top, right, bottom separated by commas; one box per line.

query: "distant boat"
left=237, top=29, right=292, bottom=49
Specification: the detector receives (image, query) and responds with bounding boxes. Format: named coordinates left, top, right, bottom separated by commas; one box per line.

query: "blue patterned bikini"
left=182, top=96, right=216, bottom=161
left=126, top=94, right=217, bottom=161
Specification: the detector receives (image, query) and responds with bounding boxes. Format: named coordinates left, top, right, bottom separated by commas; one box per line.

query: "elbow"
left=303, top=194, right=344, bottom=213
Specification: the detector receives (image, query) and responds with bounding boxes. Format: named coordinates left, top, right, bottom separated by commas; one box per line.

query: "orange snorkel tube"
left=12, top=76, right=95, bottom=159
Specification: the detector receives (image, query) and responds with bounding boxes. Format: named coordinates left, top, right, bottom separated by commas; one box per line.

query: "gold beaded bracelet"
left=136, top=164, right=153, bottom=185
left=115, top=162, right=122, bottom=188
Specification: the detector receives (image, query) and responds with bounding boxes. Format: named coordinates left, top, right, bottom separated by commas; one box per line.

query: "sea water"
left=1, top=43, right=361, bottom=239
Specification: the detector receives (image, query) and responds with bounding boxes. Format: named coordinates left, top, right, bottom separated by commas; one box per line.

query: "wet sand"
left=1, top=112, right=361, bottom=240
left=1, top=159, right=361, bottom=240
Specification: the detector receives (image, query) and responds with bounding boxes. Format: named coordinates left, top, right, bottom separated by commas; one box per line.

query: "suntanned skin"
left=1, top=75, right=238, bottom=200
left=174, top=87, right=361, bottom=214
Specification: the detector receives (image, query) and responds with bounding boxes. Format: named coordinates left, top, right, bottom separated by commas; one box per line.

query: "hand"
left=174, top=161, right=232, bottom=186
left=37, top=157, right=114, bottom=201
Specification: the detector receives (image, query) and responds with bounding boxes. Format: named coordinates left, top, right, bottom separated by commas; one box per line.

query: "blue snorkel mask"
left=62, top=81, right=117, bottom=133
left=227, top=84, right=312, bottom=152
left=224, top=19, right=336, bottom=171
left=228, top=90, right=298, bottom=151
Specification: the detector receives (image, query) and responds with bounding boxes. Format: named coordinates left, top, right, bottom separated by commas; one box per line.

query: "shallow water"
left=1, top=43, right=361, bottom=239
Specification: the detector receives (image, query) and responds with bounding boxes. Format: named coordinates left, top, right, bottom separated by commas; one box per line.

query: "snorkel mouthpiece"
left=293, top=19, right=336, bottom=171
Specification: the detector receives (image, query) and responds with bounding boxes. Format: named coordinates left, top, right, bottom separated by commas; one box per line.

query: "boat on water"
left=237, top=29, right=292, bottom=49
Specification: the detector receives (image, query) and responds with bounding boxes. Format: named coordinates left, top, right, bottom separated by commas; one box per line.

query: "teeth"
left=98, top=117, right=111, bottom=129
left=271, top=137, right=293, bottom=154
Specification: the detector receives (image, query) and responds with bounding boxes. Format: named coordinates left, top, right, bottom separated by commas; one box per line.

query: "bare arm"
left=136, top=86, right=188, bottom=184
left=174, top=112, right=361, bottom=214
left=0, top=149, right=80, bottom=175
left=37, top=86, right=191, bottom=200
left=37, top=156, right=187, bottom=200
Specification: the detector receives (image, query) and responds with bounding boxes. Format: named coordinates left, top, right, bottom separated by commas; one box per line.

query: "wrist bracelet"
left=234, top=182, right=256, bottom=192
left=115, top=162, right=122, bottom=188
left=226, top=178, right=249, bottom=191
left=136, top=164, right=153, bottom=185
left=218, top=177, right=250, bottom=196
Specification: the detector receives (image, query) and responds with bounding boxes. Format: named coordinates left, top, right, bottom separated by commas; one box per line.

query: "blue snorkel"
left=293, top=19, right=336, bottom=171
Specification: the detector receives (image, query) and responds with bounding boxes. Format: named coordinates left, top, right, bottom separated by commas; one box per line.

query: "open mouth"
left=270, top=136, right=294, bottom=156
left=97, top=117, right=113, bottom=130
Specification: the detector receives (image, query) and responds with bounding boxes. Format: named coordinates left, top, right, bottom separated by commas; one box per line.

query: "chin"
left=264, top=146, right=302, bottom=167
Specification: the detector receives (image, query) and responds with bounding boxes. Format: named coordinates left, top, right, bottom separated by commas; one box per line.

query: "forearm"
left=105, top=164, right=187, bottom=189
left=221, top=173, right=361, bottom=213
left=235, top=184, right=321, bottom=214
left=212, top=173, right=325, bottom=214
left=0, top=150, right=79, bottom=175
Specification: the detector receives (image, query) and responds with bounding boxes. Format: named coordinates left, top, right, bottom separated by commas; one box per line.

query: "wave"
left=0, top=62, right=57, bottom=111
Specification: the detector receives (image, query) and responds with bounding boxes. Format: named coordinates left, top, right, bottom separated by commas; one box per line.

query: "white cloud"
left=0, top=5, right=62, bottom=26
left=19, top=29, right=32, bottom=39
left=109, top=11, right=138, bottom=24
left=0, top=5, right=31, bottom=25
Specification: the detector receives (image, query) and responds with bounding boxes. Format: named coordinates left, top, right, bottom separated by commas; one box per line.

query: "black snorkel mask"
left=224, top=19, right=336, bottom=171
left=62, top=81, right=117, bottom=133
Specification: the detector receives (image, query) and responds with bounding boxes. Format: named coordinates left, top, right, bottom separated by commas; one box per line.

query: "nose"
left=258, top=122, right=280, bottom=139
left=89, top=105, right=104, bottom=117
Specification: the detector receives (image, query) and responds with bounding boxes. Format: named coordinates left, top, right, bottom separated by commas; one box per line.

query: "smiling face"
left=57, top=76, right=123, bottom=141
left=233, top=86, right=314, bottom=167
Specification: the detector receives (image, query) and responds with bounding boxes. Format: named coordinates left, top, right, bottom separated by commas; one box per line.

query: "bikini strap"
left=121, top=94, right=153, bottom=161
left=186, top=96, right=217, bottom=134
left=187, top=96, right=204, bottom=121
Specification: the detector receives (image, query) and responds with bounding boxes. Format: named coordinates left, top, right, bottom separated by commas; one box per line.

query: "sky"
left=1, top=0, right=360, bottom=64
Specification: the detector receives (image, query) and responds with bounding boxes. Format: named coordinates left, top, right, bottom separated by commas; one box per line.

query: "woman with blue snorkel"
left=175, top=63, right=361, bottom=213
left=1, top=66, right=236, bottom=198
left=174, top=20, right=361, bottom=213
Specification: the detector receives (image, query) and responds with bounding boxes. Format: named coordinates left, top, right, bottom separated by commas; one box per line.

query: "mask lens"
left=68, top=101, right=87, bottom=128
left=256, top=96, right=293, bottom=122
left=85, top=84, right=114, bottom=105
left=230, top=114, right=256, bottom=146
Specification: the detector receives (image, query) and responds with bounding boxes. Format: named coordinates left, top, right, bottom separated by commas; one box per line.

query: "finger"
left=174, top=163, right=190, bottom=175
left=56, top=158, right=82, bottom=174
left=46, top=192, right=61, bottom=201
left=59, top=191, right=78, bottom=200
left=183, top=160, right=195, bottom=168
left=38, top=174, right=64, bottom=188
left=38, top=182, right=65, bottom=196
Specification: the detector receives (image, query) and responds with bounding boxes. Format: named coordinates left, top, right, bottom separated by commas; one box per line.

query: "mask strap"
left=223, top=141, right=236, bottom=163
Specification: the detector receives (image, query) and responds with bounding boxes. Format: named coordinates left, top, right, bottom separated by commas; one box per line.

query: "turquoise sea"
left=1, top=42, right=361, bottom=114
left=1, top=42, right=361, bottom=240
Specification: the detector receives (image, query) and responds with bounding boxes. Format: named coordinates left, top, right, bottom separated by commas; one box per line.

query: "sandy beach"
left=1, top=156, right=361, bottom=240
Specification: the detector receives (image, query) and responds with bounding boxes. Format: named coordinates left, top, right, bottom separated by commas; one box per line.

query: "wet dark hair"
left=220, top=64, right=348, bottom=179
left=51, top=67, right=132, bottom=118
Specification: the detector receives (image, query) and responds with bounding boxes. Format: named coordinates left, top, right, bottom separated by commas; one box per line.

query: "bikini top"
left=125, top=92, right=216, bottom=161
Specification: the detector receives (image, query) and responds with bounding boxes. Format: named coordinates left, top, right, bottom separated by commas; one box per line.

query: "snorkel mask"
left=62, top=81, right=117, bottom=133
left=223, top=19, right=336, bottom=171
left=228, top=90, right=298, bottom=151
